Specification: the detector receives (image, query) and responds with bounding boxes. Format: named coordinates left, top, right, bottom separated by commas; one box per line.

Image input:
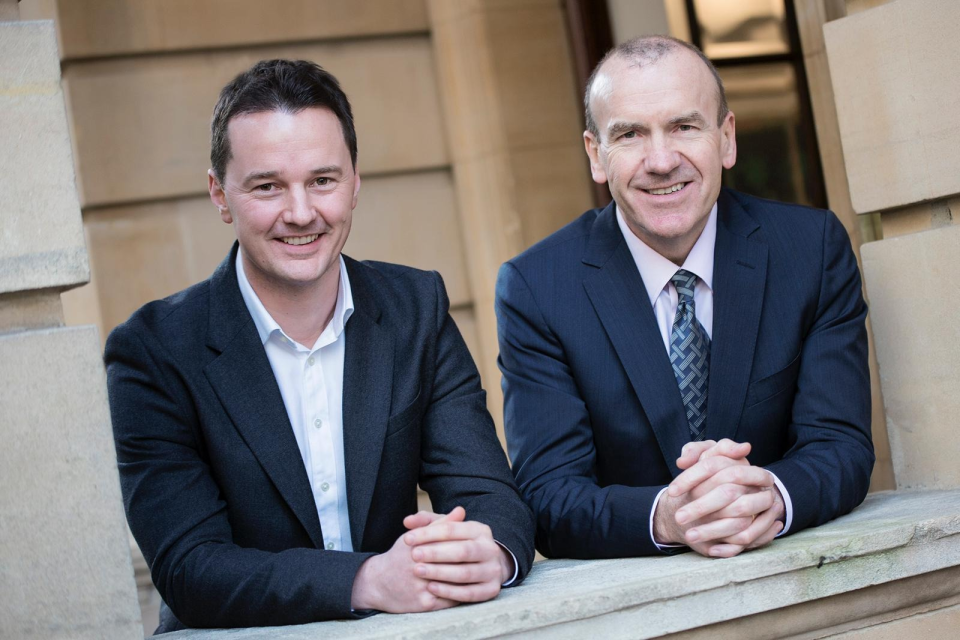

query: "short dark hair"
left=210, top=59, right=358, bottom=184
left=584, top=36, right=729, bottom=138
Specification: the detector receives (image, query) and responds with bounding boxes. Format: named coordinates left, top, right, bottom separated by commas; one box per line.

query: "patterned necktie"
left=669, top=269, right=710, bottom=441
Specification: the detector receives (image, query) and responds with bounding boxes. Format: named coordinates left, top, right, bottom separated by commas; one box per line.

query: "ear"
left=583, top=130, right=609, bottom=185
left=351, top=169, right=361, bottom=209
left=208, top=169, right=232, bottom=224
left=720, top=111, right=737, bottom=170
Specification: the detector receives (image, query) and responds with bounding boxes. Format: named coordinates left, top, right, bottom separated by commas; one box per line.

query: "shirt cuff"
left=495, top=540, right=519, bottom=586
left=769, top=471, right=793, bottom=536
left=650, top=486, right=685, bottom=551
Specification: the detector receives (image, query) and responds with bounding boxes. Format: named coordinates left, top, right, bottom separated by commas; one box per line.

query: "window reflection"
left=720, top=64, right=813, bottom=206
left=692, top=0, right=788, bottom=59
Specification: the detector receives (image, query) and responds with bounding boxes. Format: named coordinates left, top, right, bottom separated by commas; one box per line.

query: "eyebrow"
left=668, top=111, right=708, bottom=127
left=241, top=165, right=343, bottom=186
left=607, top=121, right=648, bottom=138
left=241, top=170, right=279, bottom=186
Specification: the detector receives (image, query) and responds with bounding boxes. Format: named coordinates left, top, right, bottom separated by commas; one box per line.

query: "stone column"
left=0, top=12, right=143, bottom=640
left=824, top=0, right=960, bottom=490
left=427, top=0, right=595, bottom=440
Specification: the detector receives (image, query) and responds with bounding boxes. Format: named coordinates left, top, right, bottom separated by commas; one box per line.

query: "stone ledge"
left=162, top=490, right=960, bottom=639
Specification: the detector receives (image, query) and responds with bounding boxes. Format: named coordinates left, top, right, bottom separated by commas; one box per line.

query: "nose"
left=281, top=186, right=315, bottom=227
left=644, top=133, right=681, bottom=175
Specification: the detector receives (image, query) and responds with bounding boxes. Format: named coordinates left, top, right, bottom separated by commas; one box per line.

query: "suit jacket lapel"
left=340, top=257, right=394, bottom=551
left=707, top=190, right=768, bottom=443
left=582, top=205, right=690, bottom=476
left=203, top=244, right=325, bottom=550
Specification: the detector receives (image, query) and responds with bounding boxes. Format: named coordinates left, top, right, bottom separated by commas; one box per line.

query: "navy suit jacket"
left=496, top=189, right=874, bottom=559
left=106, top=245, right=534, bottom=631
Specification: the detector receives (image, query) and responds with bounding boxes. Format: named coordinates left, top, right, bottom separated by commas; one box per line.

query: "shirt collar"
left=615, top=202, right=717, bottom=307
left=235, top=249, right=354, bottom=348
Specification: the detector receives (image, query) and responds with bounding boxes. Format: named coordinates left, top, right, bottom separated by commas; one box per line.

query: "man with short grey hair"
left=497, top=36, right=874, bottom=560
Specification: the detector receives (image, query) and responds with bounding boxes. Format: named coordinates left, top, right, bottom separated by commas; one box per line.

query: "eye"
left=254, top=183, right=275, bottom=192
left=678, top=124, right=695, bottom=132
left=622, top=131, right=636, bottom=139
left=314, top=177, right=330, bottom=186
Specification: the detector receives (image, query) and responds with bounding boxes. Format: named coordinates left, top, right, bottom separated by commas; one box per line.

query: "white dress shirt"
left=237, top=251, right=520, bottom=583
left=614, top=205, right=793, bottom=549
left=237, top=250, right=355, bottom=552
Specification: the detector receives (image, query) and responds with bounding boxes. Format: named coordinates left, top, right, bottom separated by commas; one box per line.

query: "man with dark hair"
left=496, top=36, right=874, bottom=560
left=106, top=59, right=534, bottom=632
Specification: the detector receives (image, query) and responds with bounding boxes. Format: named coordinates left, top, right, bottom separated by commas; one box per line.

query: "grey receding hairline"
left=583, top=35, right=729, bottom=139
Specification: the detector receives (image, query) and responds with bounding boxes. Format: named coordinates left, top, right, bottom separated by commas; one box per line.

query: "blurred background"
left=14, top=0, right=889, bottom=633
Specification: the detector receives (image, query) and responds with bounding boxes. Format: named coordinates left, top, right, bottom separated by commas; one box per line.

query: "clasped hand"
left=350, top=506, right=512, bottom=613
left=653, top=439, right=785, bottom=558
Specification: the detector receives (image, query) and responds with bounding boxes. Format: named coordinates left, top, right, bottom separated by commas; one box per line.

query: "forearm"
left=529, top=481, right=666, bottom=558
left=160, top=545, right=375, bottom=627
left=765, top=440, right=873, bottom=532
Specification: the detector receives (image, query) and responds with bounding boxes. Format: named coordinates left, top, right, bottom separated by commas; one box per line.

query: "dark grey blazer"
left=106, top=244, right=534, bottom=632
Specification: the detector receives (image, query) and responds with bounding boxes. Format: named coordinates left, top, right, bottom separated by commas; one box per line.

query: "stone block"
left=0, top=20, right=88, bottom=294
left=835, top=603, right=960, bottom=639
left=27, top=0, right=428, bottom=60
left=64, top=36, right=447, bottom=207
left=510, top=142, right=595, bottom=247
left=0, top=290, right=63, bottom=333
left=879, top=197, right=960, bottom=239
left=0, top=326, right=141, bottom=640
left=429, top=1, right=583, bottom=162
left=861, top=225, right=960, bottom=490
left=346, top=170, right=470, bottom=307
left=825, top=0, right=960, bottom=213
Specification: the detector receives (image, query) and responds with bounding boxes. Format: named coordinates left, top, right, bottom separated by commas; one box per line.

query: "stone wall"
left=0, top=12, right=142, bottom=639
left=825, top=0, right=960, bottom=491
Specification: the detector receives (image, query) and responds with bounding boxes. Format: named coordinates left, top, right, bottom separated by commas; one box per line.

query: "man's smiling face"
left=209, top=107, right=360, bottom=296
left=584, top=47, right=736, bottom=263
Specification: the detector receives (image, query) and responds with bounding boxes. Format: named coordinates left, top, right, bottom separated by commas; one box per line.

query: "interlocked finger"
left=415, top=561, right=501, bottom=585
left=684, top=514, right=754, bottom=545
left=427, top=579, right=501, bottom=603
left=721, top=498, right=783, bottom=548
left=411, top=539, right=496, bottom=564
left=676, top=482, right=754, bottom=525
left=710, top=487, right=775, bottom=520
left=687, top=464, right=775, bottom=499
left=404, top=521, right=492, bottom=547
left=669, top=455, right=746, bottom=497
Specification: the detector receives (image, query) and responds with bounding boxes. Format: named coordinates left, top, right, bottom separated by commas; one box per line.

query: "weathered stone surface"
left=64, top=35, right=447, bottom=207
left=0, top=20, right=88, bottom=294
left=862, top=225, right=960, bottom=490
left=825, top=0, right=960, bottom=213
left=164, top=490, right=960, bottom=639
left=0, top=326, right=141, bottom=640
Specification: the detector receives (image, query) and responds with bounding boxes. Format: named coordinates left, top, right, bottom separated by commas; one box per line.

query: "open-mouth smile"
left=642, top=182, right=689, bottom=195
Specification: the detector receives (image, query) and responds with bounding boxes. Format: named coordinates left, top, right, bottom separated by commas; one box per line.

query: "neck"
left=652, top=239, right=696, bottom=267
left=627, top=221, right=705, bottom=267
left=244, top=259, right=340, bottom=349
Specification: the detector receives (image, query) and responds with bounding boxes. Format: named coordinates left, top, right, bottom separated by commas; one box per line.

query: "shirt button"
left=314, top=418, right=321, bottom=428
left=326, top=542, right=335, bottom=550
left=307, top=356, right=315, bottom=366
left=321, top=482, right=330, bottom=492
